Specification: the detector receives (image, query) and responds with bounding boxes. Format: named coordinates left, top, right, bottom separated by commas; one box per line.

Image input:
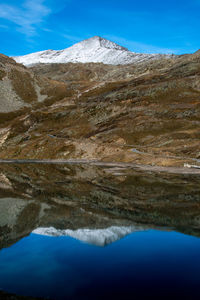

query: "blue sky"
left=0, top=0, right=199, bottom=56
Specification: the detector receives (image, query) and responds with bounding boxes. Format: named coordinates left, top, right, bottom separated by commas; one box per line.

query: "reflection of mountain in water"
left=33, top=225, right=146, bottom=247
left=0, top=163, right=200, bottom=250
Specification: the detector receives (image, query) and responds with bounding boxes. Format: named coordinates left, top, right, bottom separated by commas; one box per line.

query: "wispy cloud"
left=104, top=35, right=179, bottom=54
left=0, top=0, right=51, bottom=36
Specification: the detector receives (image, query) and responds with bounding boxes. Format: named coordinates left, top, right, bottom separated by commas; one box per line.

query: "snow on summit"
left=13, top=36, right=169, bottom=66
left=32, top=225, right=146, bottom=247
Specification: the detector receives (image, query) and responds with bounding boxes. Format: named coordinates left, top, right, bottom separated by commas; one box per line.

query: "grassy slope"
left=0, top=52, right=199, bottom=166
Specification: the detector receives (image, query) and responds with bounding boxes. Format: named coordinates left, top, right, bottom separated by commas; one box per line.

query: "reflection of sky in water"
left=0, top=230, right=200, bottom=299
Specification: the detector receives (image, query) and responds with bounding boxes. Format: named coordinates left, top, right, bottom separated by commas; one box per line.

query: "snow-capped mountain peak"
left=81, top=36, right=129, bottom=51
left=32, top=225, right=146, bottom=247
left=13, top=36, right=171, bottom=66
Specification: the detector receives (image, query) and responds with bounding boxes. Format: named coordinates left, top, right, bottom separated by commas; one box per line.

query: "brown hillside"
left=0, top=52, right=199, bottom=166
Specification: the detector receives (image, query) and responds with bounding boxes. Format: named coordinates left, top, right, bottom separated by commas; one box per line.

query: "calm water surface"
left=1, top=230, right=200, bottom=299
left=0, top=163, right=200, bottom=299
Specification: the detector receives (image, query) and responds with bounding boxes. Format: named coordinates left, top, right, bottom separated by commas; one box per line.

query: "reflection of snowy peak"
left=33, top=226, right=145, bottom=247
left=13, top=36, right=170, bottom=66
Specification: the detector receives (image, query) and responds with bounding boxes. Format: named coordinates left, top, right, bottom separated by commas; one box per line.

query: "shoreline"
left=0, top=159, right=200, bottom=174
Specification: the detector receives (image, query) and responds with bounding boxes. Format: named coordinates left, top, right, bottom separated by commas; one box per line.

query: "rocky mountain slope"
left=0, top=54, right=73, bottom=113
left=13, top=36, right=171, bottom=66
left=0, top=46, right=199, bottom=167
left=0, top=54, right=43, bottom=112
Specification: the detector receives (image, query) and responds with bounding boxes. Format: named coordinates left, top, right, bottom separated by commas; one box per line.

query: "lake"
left=0, top=163, right=200, bottom=299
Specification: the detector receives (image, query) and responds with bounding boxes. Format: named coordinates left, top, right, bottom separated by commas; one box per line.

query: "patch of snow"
left=32, top=225, right=146, bottom=247
left=13, top=36, right=172, bottom=66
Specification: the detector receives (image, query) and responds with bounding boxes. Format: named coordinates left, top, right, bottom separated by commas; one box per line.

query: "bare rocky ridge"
left=0, top=54, right=39, bottom=112
left=0, top=45, right=199, bottom=167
